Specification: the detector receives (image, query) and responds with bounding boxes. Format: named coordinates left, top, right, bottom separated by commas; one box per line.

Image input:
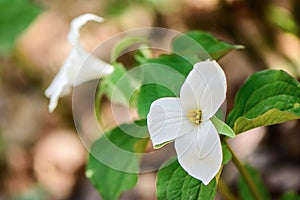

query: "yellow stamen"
left=188, top=109, right=202, bottom=125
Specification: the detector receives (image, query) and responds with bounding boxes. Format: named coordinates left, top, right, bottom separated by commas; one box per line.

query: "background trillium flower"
left=147, top=60, right=227, bottom=185
left=45, top=13, right=114, bottom=112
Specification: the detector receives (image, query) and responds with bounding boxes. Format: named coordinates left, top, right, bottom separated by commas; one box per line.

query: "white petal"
left=175, top=120, right=222, bottom=185
left=147, top=97, right=192, bottom=148
left=68, top=13, right=104, bottom=45
left=44, top=13, right=114, bottom=112
left=180, top=60, right=227, bottom=120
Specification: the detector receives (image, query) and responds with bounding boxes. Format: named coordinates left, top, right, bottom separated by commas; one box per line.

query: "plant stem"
left=218, top=178, right=238, bottom=200
left=225, top=141, right=263, bottom=200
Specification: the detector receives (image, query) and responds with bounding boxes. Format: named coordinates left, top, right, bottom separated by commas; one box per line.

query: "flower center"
left=188, top=109, right=202, bottom=125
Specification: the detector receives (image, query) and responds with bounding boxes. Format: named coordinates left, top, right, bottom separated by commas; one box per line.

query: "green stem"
left=218, top=178, right=238, bottom=200
left=225, top=141, right=263, bottom=200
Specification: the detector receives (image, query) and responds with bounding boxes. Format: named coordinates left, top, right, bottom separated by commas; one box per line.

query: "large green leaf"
left=137, top=54, right=193, bottom=118
left=171, top=31, right=243, bottom=63
left=238, top=165, right=270, bottom=200
left=86, top=120, right=149, bottom=200
left=138, top=83, right=175, bottom=118
left=0, top=0, right=41, bottom=53
left=157, top=157, right=217, bottom=200
left=227, top=70, right=300, bottom=134
left=141, top=54, right=194, bottom=78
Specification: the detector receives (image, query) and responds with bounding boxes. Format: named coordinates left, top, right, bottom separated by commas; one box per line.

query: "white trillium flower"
left=147, top=60, right=226, bottom=185
left=45, top=13, right=114, bottom=112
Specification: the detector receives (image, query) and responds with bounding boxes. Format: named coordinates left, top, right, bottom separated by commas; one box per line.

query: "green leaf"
left=231, top=109, right=300, bottom=134
left=238, top=165, right=270, bottom=200
left=86, top=120, right=149, bottom=200
left=0, top=0, right=41, bottom=53
left=157, top=157, right=217, bottom=200
left=280, top=192, right=300, bottom=200
left=138, top=83, right=175, bottom=118
left=227, top=70, right=300, bottom=134
left=140, top=54, right=194, bottom=78
left=211, top=116, right=236, bottom=138
left=111, top=36, right=148, bottom=62
left=221, top=142, right=232, bottom=165
left=137, top=54, right=193, bottom=118
left=171, top=31, right=243, bottom=63
left=100, top=63, right=136, bottom=106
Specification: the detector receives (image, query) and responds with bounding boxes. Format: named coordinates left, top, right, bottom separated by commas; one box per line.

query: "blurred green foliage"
left=104, top=0, right=148, bottom=16
left=0, top=132, right=4, bottom=162
left=104, top=0, right=178, bottom=16
left=266, top=5, right=299, bottom=35
left=12, top=186, right=48, bottom=200
left=238, top=165, right=270, bottom=200
left=280, top=192, right=300, bottom=200
left=0, top=0, right=41, bottom=53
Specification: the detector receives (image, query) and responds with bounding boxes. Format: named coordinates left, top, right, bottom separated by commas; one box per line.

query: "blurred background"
left=0, top=0, right=300, bottom=199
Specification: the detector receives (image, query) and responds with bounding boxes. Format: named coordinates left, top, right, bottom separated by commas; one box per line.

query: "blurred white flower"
left=45, top=13, right=114, bottom=112
left=147, top=60, right=226, bottom=185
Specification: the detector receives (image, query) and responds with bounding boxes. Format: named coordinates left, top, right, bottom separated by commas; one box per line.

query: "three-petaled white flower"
left=147, top=60, right=226, bottom=185
left=45, top=13, right=114, bottom=112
